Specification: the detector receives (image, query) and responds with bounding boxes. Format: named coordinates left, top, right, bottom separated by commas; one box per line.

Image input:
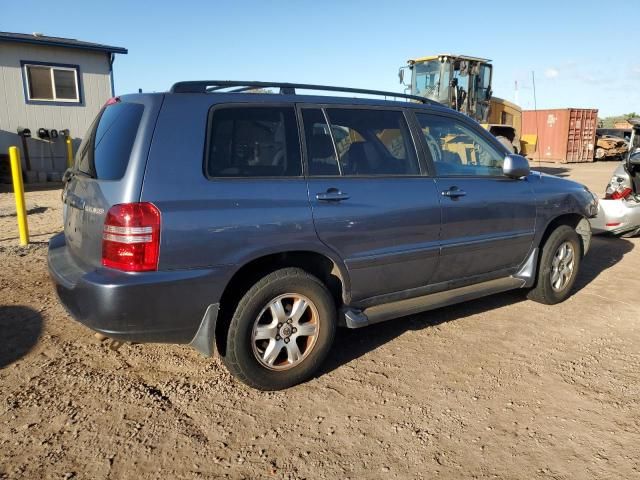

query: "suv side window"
left=309, top=108, right=419, bottom=176
left=302, top=109, right=341, bottom=176
left=206, top=106, right=301, bottom=177
left=415, top=113, right=505, bottom=177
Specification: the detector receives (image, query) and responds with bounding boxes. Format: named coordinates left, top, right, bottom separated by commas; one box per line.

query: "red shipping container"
left=522, top=108, right=598, bottom=163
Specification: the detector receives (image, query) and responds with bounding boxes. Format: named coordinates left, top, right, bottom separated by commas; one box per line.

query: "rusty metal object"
left=595, top=135, right=629, bottom=160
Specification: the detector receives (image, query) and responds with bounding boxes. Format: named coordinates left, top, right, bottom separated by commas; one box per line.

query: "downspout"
left=109, top=52, right=115, bottom=97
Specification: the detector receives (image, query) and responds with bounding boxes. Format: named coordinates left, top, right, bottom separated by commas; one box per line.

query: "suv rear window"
left=76, top=102, right=144, bottom=180
left=206, top=106, right=301, bottom=178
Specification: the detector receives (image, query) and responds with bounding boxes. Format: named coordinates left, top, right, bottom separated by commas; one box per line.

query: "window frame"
left=21, top=60, right=83, bottom=105
left=409, top=109, right=511, bottom=179
left=297, top=104, right=425, bottom=178
left=203, top=103, right=304, bottom=180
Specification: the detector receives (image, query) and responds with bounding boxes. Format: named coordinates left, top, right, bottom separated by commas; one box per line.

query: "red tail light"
left=102, top=203, right=160, bottom=272
left=609, top=187, right=633, bottom=200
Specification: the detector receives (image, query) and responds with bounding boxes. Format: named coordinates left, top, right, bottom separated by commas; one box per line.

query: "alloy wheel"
left=251, top=293, right=320, bottom=371
left=550, top=241, right=575, bottom=292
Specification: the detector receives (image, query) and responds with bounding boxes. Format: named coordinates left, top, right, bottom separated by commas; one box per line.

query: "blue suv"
left=48, top=81, right=598, bottom=390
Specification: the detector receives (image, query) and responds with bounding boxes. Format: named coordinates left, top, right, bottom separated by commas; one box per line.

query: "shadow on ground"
left=0, top=206, right=49, bottom=218
left=319, top=235, right=634, bottom=378
left=574, top=235, right=634, bottom=292
left=0, top=235, right=55, bottom=244
left=0, top=305, right=43, bottom=368
left=0, top=183, right=63, bottom=194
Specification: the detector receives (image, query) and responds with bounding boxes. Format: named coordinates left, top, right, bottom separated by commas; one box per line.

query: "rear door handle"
left=316, top=189, right=350, bottom=202
left=441, top=187, right=467, bottom=199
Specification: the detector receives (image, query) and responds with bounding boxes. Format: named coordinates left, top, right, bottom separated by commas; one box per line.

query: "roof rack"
left=169, top=80, right=435, bottom=104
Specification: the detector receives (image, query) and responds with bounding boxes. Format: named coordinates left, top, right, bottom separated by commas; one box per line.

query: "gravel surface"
left=1, top=163, right=639, bottom=479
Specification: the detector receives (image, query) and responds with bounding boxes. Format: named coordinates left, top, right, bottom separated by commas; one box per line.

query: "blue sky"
left=4, top=0, right=639, bottom=116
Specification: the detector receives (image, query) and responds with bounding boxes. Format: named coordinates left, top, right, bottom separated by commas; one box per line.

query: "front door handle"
left=316, top=188, right=350, bottom=202
left=441, top=187, right=467, bottom=199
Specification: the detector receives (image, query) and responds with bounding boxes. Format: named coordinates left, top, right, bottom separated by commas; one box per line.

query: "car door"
left=413, top=111, right=536, bottom=284
left=301, top=105, right=441, bottom=303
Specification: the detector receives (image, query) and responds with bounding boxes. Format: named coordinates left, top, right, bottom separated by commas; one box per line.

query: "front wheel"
left=527, top=225, right=581, bottom=305
left=222, top=268, right=336, bottom=390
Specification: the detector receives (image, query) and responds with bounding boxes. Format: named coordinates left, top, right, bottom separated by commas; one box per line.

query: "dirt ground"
left=1, top=162, right=639, bottom=479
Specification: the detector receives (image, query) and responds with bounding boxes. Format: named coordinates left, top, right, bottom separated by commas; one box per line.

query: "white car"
left=591, top=141, right=640, bottom=237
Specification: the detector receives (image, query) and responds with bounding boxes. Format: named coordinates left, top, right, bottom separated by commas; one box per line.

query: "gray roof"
left=0, top=31, right=127, bottom=54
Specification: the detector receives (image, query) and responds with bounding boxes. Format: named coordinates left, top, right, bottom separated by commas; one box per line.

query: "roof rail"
left=169, top=80, right=435, bottom=104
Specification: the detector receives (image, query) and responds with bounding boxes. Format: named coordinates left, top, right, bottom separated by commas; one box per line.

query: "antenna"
left=531, top=71, right=542, bottom=173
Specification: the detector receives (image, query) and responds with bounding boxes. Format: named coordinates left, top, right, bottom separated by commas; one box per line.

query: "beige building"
left=0, top=32, right=126, bottom=178
left=614, top=120, right=634, bottom=129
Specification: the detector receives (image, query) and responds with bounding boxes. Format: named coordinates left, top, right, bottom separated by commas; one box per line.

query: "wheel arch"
left=214, top=250, right=349, bottom=357
left=538, top=213, right=591, bottom=258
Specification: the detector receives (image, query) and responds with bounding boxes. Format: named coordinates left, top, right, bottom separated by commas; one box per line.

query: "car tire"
left=222, top=267, right=336, bottom=390
left=527, top=225, right=581, bottom=305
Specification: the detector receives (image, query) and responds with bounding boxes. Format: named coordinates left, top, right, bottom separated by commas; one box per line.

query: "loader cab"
left=402, top=54, right=493, bottom=123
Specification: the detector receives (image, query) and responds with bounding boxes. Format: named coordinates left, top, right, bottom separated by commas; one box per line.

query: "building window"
left=23, top=63, right=81, bottom=103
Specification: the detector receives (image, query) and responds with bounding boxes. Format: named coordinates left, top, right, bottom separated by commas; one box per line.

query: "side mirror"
left=503, top=154, right=530, bottom=178
left=398, top=66, right=412, bottom=87
left=629, top=151, right=640, bottom=166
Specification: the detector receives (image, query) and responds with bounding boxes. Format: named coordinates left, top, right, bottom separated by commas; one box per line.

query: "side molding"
left=342, top=276, right=525, bottom=328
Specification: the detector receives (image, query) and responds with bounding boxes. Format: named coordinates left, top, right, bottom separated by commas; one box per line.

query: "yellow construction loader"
left=399, top=54, right=535, bottom=154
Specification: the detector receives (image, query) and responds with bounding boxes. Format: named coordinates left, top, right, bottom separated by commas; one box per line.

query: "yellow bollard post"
left=65, top=134, right=74, bottom=169
left=9, top=146, right=29, bottom=246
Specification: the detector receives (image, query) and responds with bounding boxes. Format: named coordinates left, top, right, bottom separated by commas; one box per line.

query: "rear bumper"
left=591, top=198, right=640, bottom=235
left=47, top=232, right=228, bottom=344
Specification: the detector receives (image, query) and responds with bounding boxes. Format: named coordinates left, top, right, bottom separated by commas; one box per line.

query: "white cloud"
left=544, top=68, right=559, bottom=79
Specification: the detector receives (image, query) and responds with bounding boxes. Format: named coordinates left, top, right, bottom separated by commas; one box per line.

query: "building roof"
left=0, top=31, right=127, bottom=54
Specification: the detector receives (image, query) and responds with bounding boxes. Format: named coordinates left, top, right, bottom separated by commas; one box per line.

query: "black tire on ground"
left=222, top=267, right=336, bottom=390
left=527, top=225, right=582, bottom=305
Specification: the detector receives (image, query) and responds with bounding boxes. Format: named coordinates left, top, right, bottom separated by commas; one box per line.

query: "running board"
left=343, top=276, right=525, bottom=328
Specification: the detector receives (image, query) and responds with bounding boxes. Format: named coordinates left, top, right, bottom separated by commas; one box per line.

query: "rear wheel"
left=527, top=225, right=581, bottom=305
left=222, top=268, right=336, bottom=390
